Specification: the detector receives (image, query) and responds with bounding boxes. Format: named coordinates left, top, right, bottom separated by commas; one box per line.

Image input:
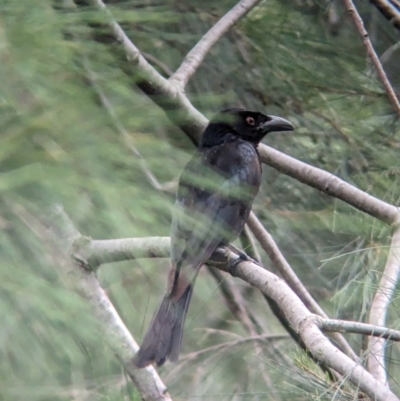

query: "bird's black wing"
left=167, top=139, right=261, bottom=297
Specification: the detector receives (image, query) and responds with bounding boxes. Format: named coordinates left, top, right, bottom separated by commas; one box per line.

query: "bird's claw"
left=228, top=251, right=248, bottom=277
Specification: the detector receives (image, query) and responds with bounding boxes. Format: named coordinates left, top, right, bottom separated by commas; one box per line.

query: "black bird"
left=133, top=108, right=294, bottom=368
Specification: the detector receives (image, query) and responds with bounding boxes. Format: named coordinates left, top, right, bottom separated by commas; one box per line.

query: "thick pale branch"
left=90, top=0, right=207, bottom=139
left=247, top=213, right=328, bottom=315
left=73, top=267, right=171, bottom=401
left=370, top=0, right=400, bottom=31
left=247, top=212, right=359, bottom=362
left=368, top=226, right=400, bottom=383
left=221, top=254, right=398, bottom=401
left=49, top=209, right=172, bottom=401
left=91, top=0, right=169, bottom=93
left=206, top=267, right=281, bottom=392
left=170, top=0, right=262, bottom=88
left=343, top=0, right=400, bottom=115
left=72, top=234, right=399, bottom=401
left=72, top=236, right=170, bottom=269
left=257, top=145, right=400, bottom=225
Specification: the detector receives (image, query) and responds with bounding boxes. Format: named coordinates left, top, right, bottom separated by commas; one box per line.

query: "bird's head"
left=200, top=108, right=294, bottom=148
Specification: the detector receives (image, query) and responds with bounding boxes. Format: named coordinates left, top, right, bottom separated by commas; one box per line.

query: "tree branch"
left=206, top=266, right=259, bottom=336
left=48, top=208, right=172, bottom=401
left=72, top=236, right=170, bottom=268
left=313, top=315, right=400, bottom=341
left=169, top=0, right=262, bottom=88
left=70, top=233, right=399, bottom=401
left=177, top=333, right=289, bottom=363
left=369, top=0, right=400, bottom=31
left=343, top=0, right=400, bottom=115
left=84, top=59, right=176, bottom=193
left=77, top=232, right=343, bottom=379
left=247, top=212, right=359, bottom=362
left=206, top=265, right=285, bottom=393
left=89, top=0, right=208, bottom=140
left=257, top=146, right=400, bottom=225
left=212, top=254, right=398, bottom=401
left=368, top=226, right=400, bottom=383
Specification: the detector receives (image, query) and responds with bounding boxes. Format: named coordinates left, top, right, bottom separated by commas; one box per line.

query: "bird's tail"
left=133, top=283, right=193, bottom=368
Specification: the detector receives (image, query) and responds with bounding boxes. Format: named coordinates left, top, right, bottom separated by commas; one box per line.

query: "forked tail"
left=133, top=284, right=193, bottom=368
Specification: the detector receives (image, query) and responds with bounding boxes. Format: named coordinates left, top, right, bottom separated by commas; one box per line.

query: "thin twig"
left=206, top=266, right=282, bottom=394
left=311, top=110, right=352, bottom=144
left=84, top=59, right=176, bottom=193
left=206, top=267, right=259, bottom=335
left=141, top=51, right=174, bottom=77
left=170, top=0, right=262, bottom=88
left=312, top=315, right=400, bottom=341
left=179, top=333, right=289, bottom=363
left=343, top=0, right=400, bottom=115
left=368, top=226, right=400, bottom=383
left=247, top=212, right=359, bottom=362
left=242, top=224, right=262, bottom=263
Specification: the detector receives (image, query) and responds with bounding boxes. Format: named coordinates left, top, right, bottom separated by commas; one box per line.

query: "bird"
left=133, top=108, right=294, bottom=368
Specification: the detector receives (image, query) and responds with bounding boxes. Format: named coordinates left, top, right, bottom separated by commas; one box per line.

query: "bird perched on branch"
left=133, top=108, right=294, bottom=368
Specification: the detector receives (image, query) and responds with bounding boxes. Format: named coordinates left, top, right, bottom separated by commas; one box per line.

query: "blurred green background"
left=1, top=0, right=400, bottom=399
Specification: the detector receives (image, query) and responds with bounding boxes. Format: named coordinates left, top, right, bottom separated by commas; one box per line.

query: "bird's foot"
left=227, top=246, right=250, bottom=277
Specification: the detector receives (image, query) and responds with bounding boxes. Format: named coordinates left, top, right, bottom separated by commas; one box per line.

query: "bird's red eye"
left=246, top=116, right=255, bottom=126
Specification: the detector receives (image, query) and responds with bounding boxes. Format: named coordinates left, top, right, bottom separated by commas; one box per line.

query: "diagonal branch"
left=369, top=0, right=400, bottom=31
left=368, top=226, right=400, bottom=383
left=343, top=0, right=400, bottom=115
left=169, top=0, right=262, bottom=89
left=204, top=256, right=399, bottom=401
left=89, top=0, right=208, bottom=139
left=206, top=266, right=259, bottom=336
left=70, top=233, right=399, bottom=401
left=84, top=59, right=176, bottom=193
left=257, top=145, right=400, bottom=225
left=205, top=266, right=282, bottom=394
left=247, top=212, right=359, bottom=362
left=177, top=333, right=289, bottom=363
left=47, top=208, right=172, bottom=401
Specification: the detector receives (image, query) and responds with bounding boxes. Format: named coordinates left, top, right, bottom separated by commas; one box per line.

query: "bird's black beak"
left=259, top=115, right=294, bottom=133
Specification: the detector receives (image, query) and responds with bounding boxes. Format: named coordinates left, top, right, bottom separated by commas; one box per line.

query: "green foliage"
left=1, top=0, right=400, bottom=399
